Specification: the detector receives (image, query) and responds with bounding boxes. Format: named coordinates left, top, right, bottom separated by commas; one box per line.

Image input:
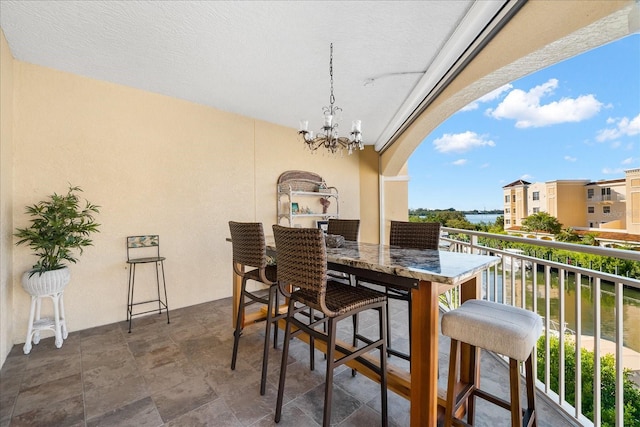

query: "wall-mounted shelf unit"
left=277, top=170, right=339, bottom=227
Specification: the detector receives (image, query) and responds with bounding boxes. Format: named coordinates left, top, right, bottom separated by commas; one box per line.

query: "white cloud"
left=602, top=167, right=625, bottom=174
left=596, top=113, right=640, bottom=141
left=486, top=78, right=602, bottom=128
left=564, top=156, right=577, bottom=162
left=461, top=84, right=513, bottom=111
left=432, top=131, right=495, bottom=153
left=622, top=157, right=634, bottom=165
left=452, top=159, right=467, bottom=166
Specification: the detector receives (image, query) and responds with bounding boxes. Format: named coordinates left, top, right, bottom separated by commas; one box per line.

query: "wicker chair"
left=355, top=220, right=440, bottom=361
left=229, top=221, right=284, bottom=396
left=326, top=218, right=360, bottom=241
left=272, top=225, right=388, bottom=427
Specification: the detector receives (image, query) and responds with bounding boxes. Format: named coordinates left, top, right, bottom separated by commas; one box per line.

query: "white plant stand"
left=22, top=268, right=70, bottom=354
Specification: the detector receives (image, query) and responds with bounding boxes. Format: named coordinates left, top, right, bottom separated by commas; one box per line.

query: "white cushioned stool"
left=441, top=299, right=542, bottom=427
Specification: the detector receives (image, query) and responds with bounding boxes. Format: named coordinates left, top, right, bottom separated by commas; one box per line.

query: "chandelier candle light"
left=299, top=43, right=364, bottom=155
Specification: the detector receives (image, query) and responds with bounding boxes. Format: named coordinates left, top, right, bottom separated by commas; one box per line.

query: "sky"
left=408, top=34, right=640, bottom=211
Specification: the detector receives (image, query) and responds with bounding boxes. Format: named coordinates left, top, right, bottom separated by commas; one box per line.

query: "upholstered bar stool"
left=441, top=299, right=542, bottom=427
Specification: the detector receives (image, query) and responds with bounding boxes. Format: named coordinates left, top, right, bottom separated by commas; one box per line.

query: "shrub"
left=537, top=335, right=640, bottom=426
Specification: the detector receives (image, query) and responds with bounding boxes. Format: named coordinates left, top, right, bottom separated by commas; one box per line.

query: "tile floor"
left=0, top=297, right=579, bottom=426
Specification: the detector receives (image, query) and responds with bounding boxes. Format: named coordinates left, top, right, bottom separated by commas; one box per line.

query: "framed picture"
left=291, top=202, right=299, bottom=214
left=316, top=220, right=329, bottom=233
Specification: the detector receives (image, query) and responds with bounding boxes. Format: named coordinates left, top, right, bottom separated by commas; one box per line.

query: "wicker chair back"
left=326, top=219, right=360, bottom=241
left=389, top=221, right=440, bottom=250
left=272, top=224, right=327, bottom=299
left=228, top=221, right=268, bottom=269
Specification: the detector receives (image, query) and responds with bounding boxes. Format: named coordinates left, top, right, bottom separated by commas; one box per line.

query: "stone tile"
left=83, top=358, right=140, bottom=390
left=141, top=357, right=204, bottom=395
left=80, top=326, right=126, bottom=350
left=83, top=374, right=150, bottom=420
left=293, top=382, right=363, bottom=426
left=164, top=399, right=242, bottom=427
left=220, top=378, right=279, bottom=425
left=337, top=404, right=391, bottom=427
left=12, top=373, right=82, bottom=417
left=0, top=392, right=16, bottom=426
left=9, top=394, right=84, bottom=427
left=133, top=341, right=185, bottom=372
left=0, top=297, right=581, bottom=427
left=252, top=402, right=320, bottom=427
left=83, top=362, right=150, bottom=420
left=81, top=345, right=135, bottom=372
left=151, top=376, right=217, bottom=423
left=203, top=358, right=261, bottom=398
left=20, top=353, right=82, bottom=389
left=86, top=396, right=163, bottom=427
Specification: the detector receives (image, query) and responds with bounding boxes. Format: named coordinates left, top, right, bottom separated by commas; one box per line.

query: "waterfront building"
left=502, top=170, right=640, bottom=240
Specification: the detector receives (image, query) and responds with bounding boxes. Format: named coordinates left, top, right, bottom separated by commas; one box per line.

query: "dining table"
left=230, top=239, right=500, bottom=427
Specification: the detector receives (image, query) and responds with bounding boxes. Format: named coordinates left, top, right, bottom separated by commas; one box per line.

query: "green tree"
left=522, top=212, right=562, bottom=235
left=555, top=227, right=581, bottom=243
left=537, top=335, right=640, bottom=426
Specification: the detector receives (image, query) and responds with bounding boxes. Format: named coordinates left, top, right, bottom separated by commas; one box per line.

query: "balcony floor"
left=0, top=297, right=579, bottom=426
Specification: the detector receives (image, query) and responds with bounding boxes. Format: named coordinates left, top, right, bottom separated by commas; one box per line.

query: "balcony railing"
left=588, top=194, right=625, bottom=203
left=440, top=227, right=640, bottom=427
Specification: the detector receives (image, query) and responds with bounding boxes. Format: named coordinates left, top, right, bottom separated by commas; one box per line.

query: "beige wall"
left=3, top=57, right=362, bottom=365
left=628, top=169, right=640, bottom=234
left=0, top=30, right=15, bottom=365
left=553, top=181, right=589, bottom=228
left=358, top=146, right=381, bottom=244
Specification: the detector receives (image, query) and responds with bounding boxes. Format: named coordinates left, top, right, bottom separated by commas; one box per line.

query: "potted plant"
left=15, top=185, right=100, bottom=295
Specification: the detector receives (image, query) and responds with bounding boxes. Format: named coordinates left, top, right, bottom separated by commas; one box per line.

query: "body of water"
left=484, top=269, right=640, bottom=354
left=465, top=213, right=501, bottom=224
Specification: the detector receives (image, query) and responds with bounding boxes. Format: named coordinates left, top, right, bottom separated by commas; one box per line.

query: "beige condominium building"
left=502, top=169, right=640, bottom=235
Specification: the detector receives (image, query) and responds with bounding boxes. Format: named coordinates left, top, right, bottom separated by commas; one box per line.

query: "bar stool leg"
left=445, top=338, right=460, bottom=427
left=509, top=358, right=523, bottom=427
left=323, top=317, right=337, bottom=427
left=275, top=300, right=295, bottom=424
left=159, top=260, right=170, bottom=324
left=128, top=264, right=136, bottom=333
left=525, top=354, right=537, bottom=427
left=231, top=278, right=248, bottom=371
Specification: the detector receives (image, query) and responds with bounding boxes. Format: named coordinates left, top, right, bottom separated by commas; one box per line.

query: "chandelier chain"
left=329, top=43, right=335, bottom=107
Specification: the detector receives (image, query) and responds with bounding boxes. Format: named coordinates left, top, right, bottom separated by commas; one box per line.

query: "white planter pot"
left=22, top=267, right=70, bottom=296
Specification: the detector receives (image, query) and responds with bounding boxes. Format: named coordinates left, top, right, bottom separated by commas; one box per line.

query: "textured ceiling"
left=0, top=1, right=509, bottom=150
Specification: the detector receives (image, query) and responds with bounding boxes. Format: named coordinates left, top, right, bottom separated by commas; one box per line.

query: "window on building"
left=513, top=195, right=516, bottom=202
left=532, top=191, right=539, bottom=201
left=505, top=195, right=510, bottom=203
left=588, top=206, right=595, bottom=213
left=505, top=208, right=510, bottom=214
left=602, top=187, right=612, bottom=201
left=505, top=219, right=510, bottom=225
left=587, top=188, right=594, bottom=199
left=603, top=206, right=611, bottom=214
left=533, top=207, right=539, bottom=213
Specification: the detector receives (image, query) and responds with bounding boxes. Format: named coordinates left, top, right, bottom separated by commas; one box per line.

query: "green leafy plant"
left=537, top=335, right=640, bottom=426
left=14, top=185, right=100, bottom=276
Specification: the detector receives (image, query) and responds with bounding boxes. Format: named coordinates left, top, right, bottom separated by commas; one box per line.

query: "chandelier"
left=298, top=43, right=363, bottom=155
